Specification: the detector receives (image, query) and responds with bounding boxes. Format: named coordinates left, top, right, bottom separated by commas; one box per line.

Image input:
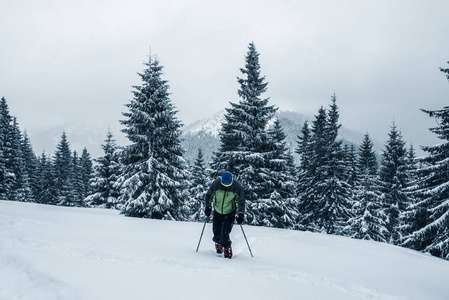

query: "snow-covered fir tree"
left=285, top=149, right=298, bottom=187
left=7, top=118, right=21, bottom=201
left=297, top=107, right=327, bottom=231
left=36, top=151, right=56, bottom=204
left=320, top=95, right=353, bottom=234
left=79, top=148, right=93, bottom=201
left=21, top=131, right=38, bottom=201
left=298, top=95, right=353, bottom=234
left=266, top=119, right=296, bottom=199
left=0, top=98, right=37, bottom=203
left=52, top=132, right=75, bottom=206
left=0, top=144, right=5, bottom=200
left=296, top=121, right=312, bottom=171
left=295, top=120, right=312, bottom=210
left=358, top=133, right=378, bottom=175
left=346, top=133, right=387, bottom=242
left=186, top=148, right=210, bottom=221
left=85, top=130, right=121, bottom=209
left=402, top=64, right=449, bottom=259
left=401, top=148, right=422, bottom=240
left=117, top=56, right=190, bottom=220
left=405, top=144, right=418, bottom=184
left=210, top=42, right=279, bottom=226
left=260, top=118, right=297, bottom=228
left=344, top=143, right=359, bottom=188
left=378, top=122, right=409, bottom=244
left=0, top=97, right=15, bottom=200
left=71, top=151, right=85, bottom=206
left=9, top=118, right=33, bottom=202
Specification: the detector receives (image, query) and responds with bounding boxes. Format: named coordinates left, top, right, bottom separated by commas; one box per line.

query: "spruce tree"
left=0, top=99, right=34, bottom=202
left=21, top=131, right=38, bottom=201
left=210, top=42, right=277, bottom=225
left=36, top=151, right=56, bottom=204
left=0, top=97, right=14, bottom=199
left=0, top=146, right=5, bottom=200
left=378, top=122, right=408, bottom=244
left=285, top=150, right=298, bottom=188
left=7, top=118, right=34, bottom=202
left=53, top=132, right=75, bottom=206
left=349, top=174, right=386, bottom=242
left=295, top=121, right=312, bottom=212
left=347, top=133, right=386, bottom=242
left=296, top=121, right=312, bottom=171
left=403, top=64, right=449, bottom=259
left=401, top=144, right=422, bottom=238
left=405, top=144, right=418, bottom=184
left=298, top=107, right=328, bottom=232
left=327, top=93, right=341, bottom=141
left=117, top=56, right=190, bottom=220
left=80, top=148, right=93, bottom=201
left=321, top=95, right=353, bottom=234
left=85, top=130, right=121, bottom=208
left=298, top=96, right=353, bottom=234
left=344, top=143, right=359, bottom=187
left=186, top=148, right=210, bottom=221
left=358, top=133, right=378, bottom=175
left=266, top=119, right=296, bottom=199
left=71, top=151, right=85, bottom=207
left=259, top=119, right=297, bottom=228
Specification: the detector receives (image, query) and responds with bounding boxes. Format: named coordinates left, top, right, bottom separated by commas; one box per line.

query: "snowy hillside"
left=182, top=110, right=226, bottom=137
left=181, top=111, right=224, bottom=164
left=1, top=201, right=448, bottom=300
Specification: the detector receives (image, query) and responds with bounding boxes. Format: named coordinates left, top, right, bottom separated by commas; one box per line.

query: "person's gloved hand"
left=236, top=213, right=244, bottom=224
left=205, top=206, right=212, bottom=217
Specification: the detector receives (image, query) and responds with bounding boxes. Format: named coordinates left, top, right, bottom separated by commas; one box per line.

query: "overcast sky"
left=1, top=0, right=449, bottom=155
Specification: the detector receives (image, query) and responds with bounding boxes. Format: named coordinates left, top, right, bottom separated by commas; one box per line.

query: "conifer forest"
left=1, top=43, right=449, bottom=261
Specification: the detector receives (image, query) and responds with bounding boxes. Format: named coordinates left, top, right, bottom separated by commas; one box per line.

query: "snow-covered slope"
left=182, top=110, right=225, bottom=137
left=1, top=200, right=448, bottom=300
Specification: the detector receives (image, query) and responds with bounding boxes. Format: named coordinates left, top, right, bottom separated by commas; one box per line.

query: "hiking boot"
left=215, top=243, right=223, bottom=254
left=223, top=247, right=233, bottom=259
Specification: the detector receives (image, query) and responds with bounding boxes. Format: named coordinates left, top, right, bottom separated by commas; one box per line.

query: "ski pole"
left=196, top=217, right=209, bottom=252
left=240, top=224, right=253, bottom=257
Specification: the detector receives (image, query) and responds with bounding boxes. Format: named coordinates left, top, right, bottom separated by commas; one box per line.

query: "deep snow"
left=1, top=200, right=449, bottom=300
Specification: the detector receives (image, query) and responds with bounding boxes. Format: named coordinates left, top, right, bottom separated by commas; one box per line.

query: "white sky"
left=1, top=0, right=449, bottom=154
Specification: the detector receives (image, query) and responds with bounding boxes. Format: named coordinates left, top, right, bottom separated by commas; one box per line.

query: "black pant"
left=212, top=210, right=235, bottom=248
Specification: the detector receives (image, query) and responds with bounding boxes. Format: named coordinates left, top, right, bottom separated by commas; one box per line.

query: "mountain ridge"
left=27, top=109, right=383, bottom=163
left=181, top=109, right=384, bottom=165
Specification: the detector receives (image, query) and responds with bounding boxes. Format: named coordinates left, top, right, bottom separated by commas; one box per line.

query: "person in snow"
left=204, top=171, right=245, bottom=259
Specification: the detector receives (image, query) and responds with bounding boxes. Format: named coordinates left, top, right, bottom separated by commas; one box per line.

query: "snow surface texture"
left=1, top=201, right=448, bottom=300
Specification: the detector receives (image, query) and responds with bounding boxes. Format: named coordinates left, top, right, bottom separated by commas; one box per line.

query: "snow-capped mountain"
left=181, top=111, right=225, bottom=165
left=28, top=109, right=383, bottom=164
left=181, top=110, right=383, bottom=165
left=182, top=110, right=225, bottom=138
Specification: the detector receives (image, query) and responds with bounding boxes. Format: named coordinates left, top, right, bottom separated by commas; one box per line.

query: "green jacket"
left=205, top=177, right=245, bottom=215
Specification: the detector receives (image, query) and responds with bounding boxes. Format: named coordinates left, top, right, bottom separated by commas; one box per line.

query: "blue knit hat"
left=221, top=171, right=233, bottom=187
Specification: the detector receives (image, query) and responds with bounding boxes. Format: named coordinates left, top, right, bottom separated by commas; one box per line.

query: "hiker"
left=204, top=171, right=245, bottom=259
